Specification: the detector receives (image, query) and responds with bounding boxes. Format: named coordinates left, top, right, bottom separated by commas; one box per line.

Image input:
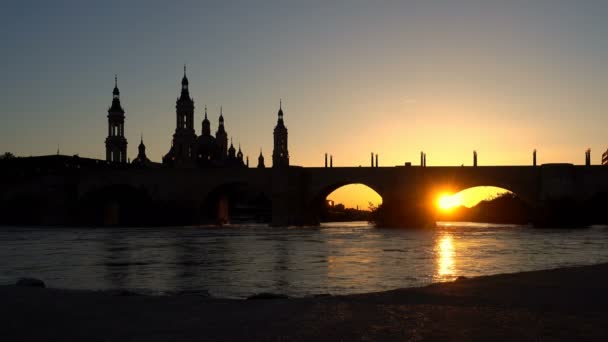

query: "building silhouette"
left=105, top=76, right=128, bottom=163
left=215, top=107, right=229, bottom=161
left=101, top=67, right=294, bottom=170
left=131, top=135, right=154, bottom=167
left=272, top=101, right=289, bottom=168
left=162, top=66, right=197, bottom=167
left=161, top=67, right=246, bottom=168
left=257, top=149, right=266, bottom=168
left=5, top=67, right=608, bottom=228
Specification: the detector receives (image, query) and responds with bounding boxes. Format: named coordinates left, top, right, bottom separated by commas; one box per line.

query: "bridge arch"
left=200, top=181, right=271, bottom=224
left=441, top=185, right=533, bottom=205
left=78, top=184, right=153, bottom=226
left=433, top=184, right=533, bottom=224
left=308, top=181, right=384, bottom=223
left=425, top=172, right=539, bottom=207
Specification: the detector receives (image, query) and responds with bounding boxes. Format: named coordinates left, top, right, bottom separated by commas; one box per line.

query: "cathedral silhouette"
left=105, top=66, right=289, bottom=169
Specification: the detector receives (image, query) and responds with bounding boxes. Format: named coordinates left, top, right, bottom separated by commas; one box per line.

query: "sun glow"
left=437, top=193, right=462, bottom=211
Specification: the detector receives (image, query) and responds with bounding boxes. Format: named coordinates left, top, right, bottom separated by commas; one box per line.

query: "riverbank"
left=3, top=263, right=608, bottom=341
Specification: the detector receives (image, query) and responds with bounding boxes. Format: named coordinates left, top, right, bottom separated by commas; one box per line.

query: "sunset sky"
left=2, top=1, right=607, bottom=208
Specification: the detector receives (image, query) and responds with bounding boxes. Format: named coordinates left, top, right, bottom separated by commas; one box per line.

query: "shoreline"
left=3, top=263, right=608, bottom=340
left=0, top=261, right=599, bottom=300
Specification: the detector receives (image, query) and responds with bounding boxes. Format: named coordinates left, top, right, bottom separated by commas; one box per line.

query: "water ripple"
left=1, top=222, right=608, bottom=298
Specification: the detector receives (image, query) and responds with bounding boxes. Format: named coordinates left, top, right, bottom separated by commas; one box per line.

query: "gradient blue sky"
left=1, top=0, right=607, bottom=169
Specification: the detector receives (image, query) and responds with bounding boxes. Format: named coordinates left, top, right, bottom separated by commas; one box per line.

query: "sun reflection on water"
left=436, top=234, right=456, bottom=281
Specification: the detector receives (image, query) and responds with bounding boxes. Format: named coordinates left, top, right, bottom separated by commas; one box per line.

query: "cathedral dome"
left=194, top=134, right=219, bottom=166
left=195, top=134, right=217, bottom=148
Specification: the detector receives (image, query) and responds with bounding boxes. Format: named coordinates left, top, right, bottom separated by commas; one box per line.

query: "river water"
left=1, top=222, right=608, bottom=298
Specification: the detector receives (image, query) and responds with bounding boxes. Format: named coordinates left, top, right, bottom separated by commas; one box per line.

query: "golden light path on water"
left=436, top=234, right=456, bottom=281
left=4, top=222, right=608, bottom=298
left=324, top=185, right=515, bottom=284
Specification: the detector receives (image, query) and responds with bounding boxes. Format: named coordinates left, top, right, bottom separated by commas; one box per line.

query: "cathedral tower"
left=215, top=106, right=228, bottom=160
left=169, top=65, right=197, bottom=165
left=105, top=76, right=128, bottom=163
left=272, top=100, right=289, bottom=168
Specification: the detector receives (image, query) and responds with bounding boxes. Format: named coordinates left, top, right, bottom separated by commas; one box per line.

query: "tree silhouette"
left=0, top=152, right=15, bottom=160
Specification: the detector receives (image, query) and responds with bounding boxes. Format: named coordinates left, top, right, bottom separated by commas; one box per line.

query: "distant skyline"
left=2, top=1, right=608, bottom=207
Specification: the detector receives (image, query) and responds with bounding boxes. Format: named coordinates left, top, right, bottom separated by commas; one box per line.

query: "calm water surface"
left=1, top=222, right=608, bottom=298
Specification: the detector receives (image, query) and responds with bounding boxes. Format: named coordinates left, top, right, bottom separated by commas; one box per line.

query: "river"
left=1, top=222, right=607, bottom=298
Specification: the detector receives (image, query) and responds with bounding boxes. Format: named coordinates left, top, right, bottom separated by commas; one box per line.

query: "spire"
left=178, top=65, right=191, bottom=101
left=113, top=74, right=120, bottom=97
left=109, top=75, right=124, bottom=113
left=228, top=137, right=236, bottom=158
left=135, top=132, right=148, bottom=164
left=138, top=133, right=145, bottom=152
left=277, top=99, right=284, bottom=121
left=215, top=105, right=227, bottom=144
left=273, top=98, right=289, bottom=168
left=237, top=142, right=243, bottom=160
left=181, top=64, right=189, bottom=87
left=257, top=147, right=266, bottom=168
left=202, top=105, right=211, bottom=136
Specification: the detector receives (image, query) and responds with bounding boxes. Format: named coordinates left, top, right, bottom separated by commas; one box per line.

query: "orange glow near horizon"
left=328, top=184, right=510, bottom=212
left=436, top=186, right=511, bottom=212
left=326, top=184, right=383, bottom=210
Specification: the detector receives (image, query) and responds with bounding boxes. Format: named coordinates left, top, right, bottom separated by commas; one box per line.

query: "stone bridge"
left=3, top=161, right=608, bottom=226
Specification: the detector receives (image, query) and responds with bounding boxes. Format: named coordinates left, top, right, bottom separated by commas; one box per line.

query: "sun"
left=437, top=193, right=462, bottom=211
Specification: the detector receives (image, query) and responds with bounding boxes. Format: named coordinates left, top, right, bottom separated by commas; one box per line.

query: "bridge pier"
left=371, top=191, right=437, bottom=228
left=270, top=168, right=318, bottom=226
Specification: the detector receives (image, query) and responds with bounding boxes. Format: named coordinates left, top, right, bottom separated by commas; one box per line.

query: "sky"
left=1, top=0, right=608, bottom=208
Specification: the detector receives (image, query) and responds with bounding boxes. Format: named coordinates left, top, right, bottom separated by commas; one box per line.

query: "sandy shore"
left=3, top=264, right=608, bottom=341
